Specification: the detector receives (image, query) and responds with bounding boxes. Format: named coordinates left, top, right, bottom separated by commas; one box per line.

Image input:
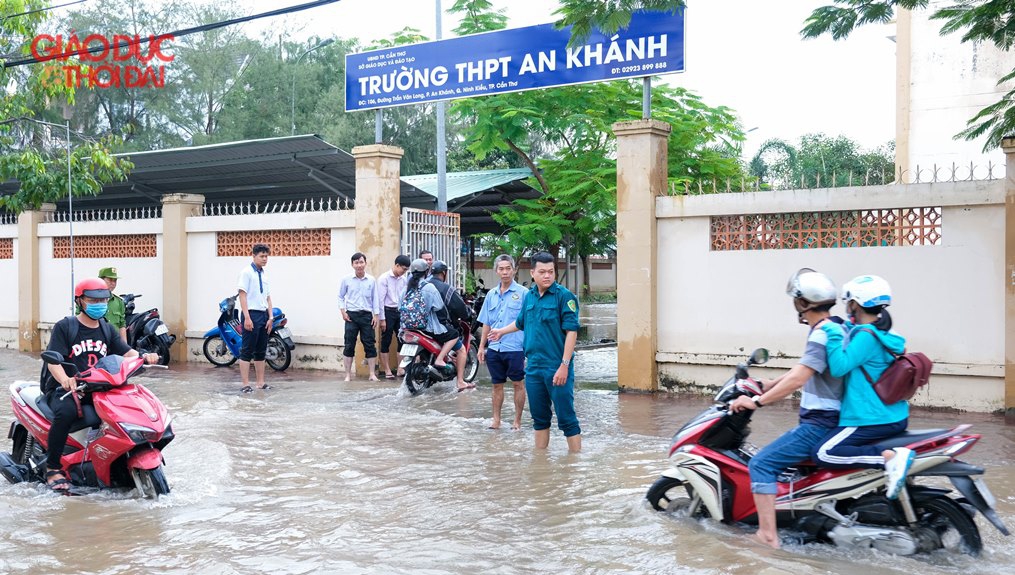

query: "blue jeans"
left=526, top=364, right=580, bottom=437
left=749, top=423, right=831, bottom=495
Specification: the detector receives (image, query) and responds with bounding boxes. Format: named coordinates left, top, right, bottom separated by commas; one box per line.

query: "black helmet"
left=431, top=260, right=449, bottom=275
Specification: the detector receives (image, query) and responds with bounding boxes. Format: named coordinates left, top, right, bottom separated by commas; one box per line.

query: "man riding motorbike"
left=428, top=260, right=473, bottom=391
left=42, top=278, right=160, bottom=492
left=729, top=268, right=845, bottom=549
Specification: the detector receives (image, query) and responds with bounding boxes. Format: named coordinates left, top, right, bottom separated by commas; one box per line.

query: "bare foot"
left=511, top=420, right=521, bottom=431
left=751, top=530, right=780, bottom=549
left=368, top=375, right=379, bottom=382
left=489, top=421, right=501, bottom=429
left=344, top=374, right=352, bottom=382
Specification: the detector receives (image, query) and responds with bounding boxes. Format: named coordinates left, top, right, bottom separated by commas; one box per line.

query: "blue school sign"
left=345, top=10, right=684, bottom=112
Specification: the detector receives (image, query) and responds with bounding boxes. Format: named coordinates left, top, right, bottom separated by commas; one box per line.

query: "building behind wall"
left=897, top=3, right=1015, bottom=176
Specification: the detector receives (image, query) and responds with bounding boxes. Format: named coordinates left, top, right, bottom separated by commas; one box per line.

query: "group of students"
left=730, top=268, right=915, bottom=549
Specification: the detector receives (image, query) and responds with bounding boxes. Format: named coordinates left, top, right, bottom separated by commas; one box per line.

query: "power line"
left=2, top=0, right=341, bottom=69
left=1, top=0, right=91, bottom=23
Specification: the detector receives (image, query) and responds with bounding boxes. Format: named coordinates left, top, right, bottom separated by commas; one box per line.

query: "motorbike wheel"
left=203, top=335, right=237, bottom=367
left=916, top=496, right=982, bottom=556
left=265, top=334, right=292, bottom=371
left=403, top=359, right=430, bottom=395
left=463, top=345, right=479, bottom=383
left=155, top=339, right=171, bottom=366
left=646, top=476, right=702, bottom=515
left=131, top=465, right=170, bottom=499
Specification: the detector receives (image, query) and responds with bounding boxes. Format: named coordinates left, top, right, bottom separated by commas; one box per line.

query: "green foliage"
left=554, top=0, right=686, bottom=45
left=1, top=1, right=132, bottom=214
left=449, top=0, right=508, bottom=35
left=749, top=133, right=895, bottom=189
left=801, top=0, right=1015, bottom=152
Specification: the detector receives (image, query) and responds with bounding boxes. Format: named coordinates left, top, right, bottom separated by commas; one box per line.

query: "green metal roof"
left=401, top=168, right=534, bottom=202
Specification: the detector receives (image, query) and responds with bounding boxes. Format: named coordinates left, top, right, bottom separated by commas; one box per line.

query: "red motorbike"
left=0, top=351, right=174, bottom=498
left=646, top=348, right=1009, bottom=556
left=398, top=318, right=479, bottom=394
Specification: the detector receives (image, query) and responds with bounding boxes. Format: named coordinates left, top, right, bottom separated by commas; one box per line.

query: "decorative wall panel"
left=0, top=238, right=12, bottom=259
left=52, top=234, right=157, bottom=258
left=217, top=229, right=331, bottom=257
left=710, top=207, right=942, bottom=251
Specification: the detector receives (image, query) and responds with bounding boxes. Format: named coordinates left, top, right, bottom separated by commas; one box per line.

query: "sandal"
left=45, top=469, right=71, bottom=492
left=385, top=373, right=396, bottom=380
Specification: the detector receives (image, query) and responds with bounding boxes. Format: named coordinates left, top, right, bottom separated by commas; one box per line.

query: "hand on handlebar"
left=143, top=353, right=160, bottom=365
left=729, top=395, right=757, bottom=414
left=59, top=376, right=76, bottom=392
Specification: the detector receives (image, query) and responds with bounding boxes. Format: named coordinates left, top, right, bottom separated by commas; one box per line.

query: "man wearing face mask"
left=41, top=278, right=159, bottom=492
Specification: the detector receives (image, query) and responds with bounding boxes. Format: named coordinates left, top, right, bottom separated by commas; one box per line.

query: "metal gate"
left=401, top=208, right=463, bottom=288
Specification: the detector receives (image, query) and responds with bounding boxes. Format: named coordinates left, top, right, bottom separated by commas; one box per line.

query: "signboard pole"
left=375, top=109, right=383, bottom=143
left=642, top=77, right=651, bottom=119
left=435, top=0, right=448, bottom=212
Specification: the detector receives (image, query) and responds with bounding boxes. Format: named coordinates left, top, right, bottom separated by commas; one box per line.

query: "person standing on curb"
left=477, top=254, right=527, bottom=430
left=99, top=267, right=128, bottom=342
left=377, top=254, right=411, bottom=379
left=488, top=251, right=581, bottom=452
left=237, top=244, right=274, bottom=393
left=339, top=252, right=381, bottom=382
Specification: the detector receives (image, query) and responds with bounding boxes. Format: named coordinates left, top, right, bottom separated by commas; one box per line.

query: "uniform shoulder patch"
left=567, top=299, right=577, bottom=313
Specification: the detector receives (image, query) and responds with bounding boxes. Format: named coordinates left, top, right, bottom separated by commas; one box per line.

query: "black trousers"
left=46, top=389, right=88, bottom=470
left=381, top=307, right=400, bottom=353
left=343, top=310, right=377, bottom=358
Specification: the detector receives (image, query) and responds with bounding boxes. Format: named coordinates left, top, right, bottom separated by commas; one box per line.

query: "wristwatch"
left=752, top=396, right=764, bottom=408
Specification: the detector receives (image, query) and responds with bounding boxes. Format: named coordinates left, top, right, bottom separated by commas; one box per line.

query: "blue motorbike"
left=201, top=295, right=295, bottom=371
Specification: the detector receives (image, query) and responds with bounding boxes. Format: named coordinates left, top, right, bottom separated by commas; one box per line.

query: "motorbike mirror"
left=748, top=348, right=770, bottom=366
left=735, top=362, right=749, bottom=380
left=41, top=350, right=65, bottom=365
left=477, top=278, right=485, bottom=285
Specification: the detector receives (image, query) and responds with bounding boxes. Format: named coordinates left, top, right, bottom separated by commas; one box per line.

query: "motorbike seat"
left=876, top=428, right=951, bottom=449
left=34, top=395, right=101, bottom=432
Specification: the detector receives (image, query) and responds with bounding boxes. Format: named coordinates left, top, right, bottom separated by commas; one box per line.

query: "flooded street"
left=1, top=344, right=1013, bottom=574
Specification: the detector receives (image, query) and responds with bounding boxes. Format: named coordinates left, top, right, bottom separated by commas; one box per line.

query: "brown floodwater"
left=0, top=346, right=1012, bottom=575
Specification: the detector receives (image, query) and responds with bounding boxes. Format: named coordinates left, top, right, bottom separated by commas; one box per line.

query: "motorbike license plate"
left=973, top=477, right=997, bottom=508
left=154, top=324, right=169, bottom=336
left=277, top=327, right=292, bottom=338
left=400, top=344, right=418, bottom=357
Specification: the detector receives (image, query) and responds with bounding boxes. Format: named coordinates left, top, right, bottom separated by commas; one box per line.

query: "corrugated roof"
left=401, top=168, right=534, bottom=201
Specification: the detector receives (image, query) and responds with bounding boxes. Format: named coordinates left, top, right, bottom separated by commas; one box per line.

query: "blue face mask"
left=84, top=302, right=108, bottom=320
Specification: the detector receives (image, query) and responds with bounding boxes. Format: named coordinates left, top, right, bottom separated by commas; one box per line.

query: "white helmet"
left=842, top=275, right=892, bottom=308
left=786, top=268, right=837, bottom=306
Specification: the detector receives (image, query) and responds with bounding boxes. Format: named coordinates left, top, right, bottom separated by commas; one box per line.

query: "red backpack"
left=856, top=327, right=933, bottom=404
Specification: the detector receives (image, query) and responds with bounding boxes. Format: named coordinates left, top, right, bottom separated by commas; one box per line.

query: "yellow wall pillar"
left=1003, top=139, right=1015, bottom=418
left=613, top=120, right=671, bottom=391
left=17, top=204, right=55, bottom=352
left=161, top=194, right=204, bottom=364
left=352, top=144, right=404, bottom=377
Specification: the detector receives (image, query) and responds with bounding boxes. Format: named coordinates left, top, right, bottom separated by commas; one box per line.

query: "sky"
left=64, top=0, right=899, bottom=158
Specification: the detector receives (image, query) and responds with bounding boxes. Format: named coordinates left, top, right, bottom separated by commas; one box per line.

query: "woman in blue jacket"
left=811, top=275, right=915, bottom=499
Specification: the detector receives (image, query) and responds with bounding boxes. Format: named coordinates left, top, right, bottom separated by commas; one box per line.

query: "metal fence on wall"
left=401, top=208, right=462, bottom=288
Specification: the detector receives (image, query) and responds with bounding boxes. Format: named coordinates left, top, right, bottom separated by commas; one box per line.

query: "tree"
left=555, top=0, right=685, bottom=44
left=1, top=0, right=132, bottom=214
left=750, top=133, right=895, bottom=189
left=801, top=0, right=1015, bottom=151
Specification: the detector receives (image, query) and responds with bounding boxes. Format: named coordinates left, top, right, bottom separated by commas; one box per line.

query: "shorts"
left=486, top=349, right=524, bottom=383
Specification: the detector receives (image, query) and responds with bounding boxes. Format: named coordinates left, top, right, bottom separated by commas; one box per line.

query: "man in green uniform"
left=488, top=251, right=582, bottom=452
left=99, top=266, right=128, bottom=342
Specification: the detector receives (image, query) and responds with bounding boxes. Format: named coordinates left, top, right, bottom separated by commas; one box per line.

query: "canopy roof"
left=1, top=135, right=539, bottom=235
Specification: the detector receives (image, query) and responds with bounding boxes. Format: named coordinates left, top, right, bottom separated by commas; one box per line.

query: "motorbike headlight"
left=119, top=422, right=161, bottom=444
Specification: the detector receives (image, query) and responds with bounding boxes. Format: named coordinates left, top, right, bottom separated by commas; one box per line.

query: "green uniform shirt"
left=105, top=293, right=126, bottom=329
left=514, top=282, right=581, bottom=369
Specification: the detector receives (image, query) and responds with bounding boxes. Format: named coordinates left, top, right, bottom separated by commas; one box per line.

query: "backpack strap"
left=854, top=326, right=901, bottom=384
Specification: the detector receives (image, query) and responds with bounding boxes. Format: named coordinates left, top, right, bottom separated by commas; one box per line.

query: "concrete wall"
left=655, top=180, right=1005, bottom=412
left=0, top=224, right=18, bottom=347
left=471, top=257, right=617, bottom=295
left=900, top=3, right=1015, bottom=175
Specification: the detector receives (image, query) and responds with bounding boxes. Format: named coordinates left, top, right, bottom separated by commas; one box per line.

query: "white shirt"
left=238, top=263, right=270, bottom=311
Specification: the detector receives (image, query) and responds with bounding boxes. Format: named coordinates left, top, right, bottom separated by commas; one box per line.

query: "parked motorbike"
left=646, top=348, right=1009, bottom=556
left=398, top=318, right=479, bottom=394
left=0, top=351, right=173, bottom=498
left=122, top=293, right=175, bottom=365
left=461, top=278, right=487, bottom=347
left=202, top=295, right=295, bottom=371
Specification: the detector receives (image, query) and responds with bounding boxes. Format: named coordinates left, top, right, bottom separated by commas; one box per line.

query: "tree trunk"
left=580, top=253, right=591, bottom=298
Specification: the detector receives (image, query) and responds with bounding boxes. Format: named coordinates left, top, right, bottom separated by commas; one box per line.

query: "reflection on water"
left=579, top=302, right=617, bottom=344
left=0, top=348, right=1012, bottom=574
